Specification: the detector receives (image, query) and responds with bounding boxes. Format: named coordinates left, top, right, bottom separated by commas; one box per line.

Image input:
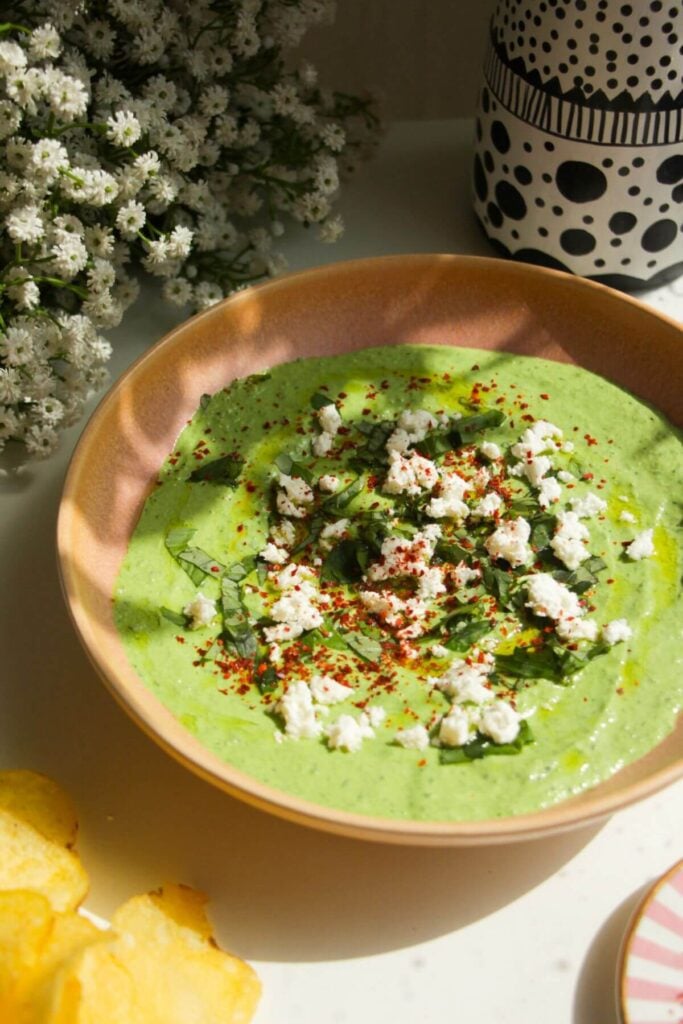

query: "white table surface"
left=2, top=119, right=681, bottom=1023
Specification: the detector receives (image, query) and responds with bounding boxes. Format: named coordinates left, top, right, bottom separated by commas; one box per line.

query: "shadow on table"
left=573, top=882, right=648, bottom=1024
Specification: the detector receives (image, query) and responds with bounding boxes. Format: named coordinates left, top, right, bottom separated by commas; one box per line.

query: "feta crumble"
left=386, top=409, right=438, bottom=453
left=479, top=701, right=521, bottom=744
left=485, top=517, right=533, bottom=568
left=182, top=593, right=217, bottom=629
left=626, top=528, right=655, bottom=560
left=277, top=681, right=322, bottom=740
left=570, top=492, right=607, bottom=519
left=318, top=474, right=340, bottom=493
left=259, top=541, right=289, bottom=564
left=525, top=573, right=597, bottom=642
left=550, top=511, right=591, bottom=571
left=395, top=724, right=430, bottom=751
left=602, top=619, right=633, bottom=645
left=439, top=705, right=476, bottom=747
left=309, top=674, right=354, bottom=704
left=384, top=449, right=439, bottom=496
left=276, top=472, right=314, bottom=518
left=470, top=491, right=503, bottom=519
left=317, top=403, right=342, bottom=435
left=619, top=510, right=636, bottom=524
left=319, top=518, right=350, bottom=549
left=480, top=440, right=502, bottom=461
left=264, top=563, right=324, bottom=642
left=326, top=711, right=376, bottom=752
left=425, top=469, right=470, bottom=519
left=430, top=652, right=494, bottom=704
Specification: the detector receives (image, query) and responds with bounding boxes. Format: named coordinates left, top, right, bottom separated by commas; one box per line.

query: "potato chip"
left=0, top=889, right=54, bottom=1017
left=0, top=810, right=88, bottom=913
left=110, top=884, right=261, bottom=1024
left=40, top=941, right=137, bottom=1024
left=0, top=772, right=79, bottom=849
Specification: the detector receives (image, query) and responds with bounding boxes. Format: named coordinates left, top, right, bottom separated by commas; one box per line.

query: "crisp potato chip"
left=0, top=810, right=88, bottom=913
left=110, top=884, right=261, bottom=1024
left=0, top=889, right=54, bottom=1016
left=0, top=772, right=79, bottom=849
left=40, top=941, right=137, bottom=1024
left=16, top=911, right=103, bottom=1023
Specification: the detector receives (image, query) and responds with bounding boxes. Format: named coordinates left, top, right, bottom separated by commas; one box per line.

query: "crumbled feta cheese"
left=367, top=526, right=441, bottom=584
left=470, top=491, right=503, bottom=519
left=312, top=432, right=334, bottom=457
left=319, top=518, right=350, bottom=549
left=557, top=470, right=575, bottom=484
left=417, top=565, right=446, bottom=601
left=439, top=706, right=476, bottom=747
left=276, top=472, right=314, bottom=518
left=525, top=573, right=596, bottom=642
left=522, top=454, right=553, bottom=488
left=425, top=469, right=470, bottom=519
left=570, top=492, right=607, bottom=519
left=318, top=474, right=340, bottom=493
left=619, top=510, right=636, bottom=523
left=317, top=403, right=342, bottom=435
left=277, top=681, right=322, bottom=740
left=430, top=643, right=450, bottom=658
left=366, top=706, right=386, bottom=728
left=360, top=589, right=403, bottom=619
left=395, top=724, right=430, bottom=750
left=384, top=449, right=439, bottom=496
left=264, top=563, right=324, bottom=642
left=511, top=421, right=562, bottom=461
left=326, top=712, right=375, bottom=752
left=309, top=674, right=354, bottom=704
left=431, top=652, right=494, bottom=704
left=538, top=475, right=562, bottom=508
left=550, top=510, right=591, bottom=571
left=480, top=441, right=501, bottom=461
left=386, top=409, right=437, bottom=452
left=626, top=528, right=654, bottom=560
left=479, top=700, right=520, bottom=744
left=602, top=619, right=633, bottom=645
left=259, top=541, right=289, bottom=564
left=268, top=643, right=282, bottom=664
left=562, top=441, right=575, bottom=453
left=452, top=562, right=481, bottom=588
left=484, top=517, right=533, bottom=567
left=183, top=593, right=217, bottom=629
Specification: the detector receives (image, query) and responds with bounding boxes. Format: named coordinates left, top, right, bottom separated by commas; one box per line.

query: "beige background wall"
left=300, top=0, right=497, bottom=120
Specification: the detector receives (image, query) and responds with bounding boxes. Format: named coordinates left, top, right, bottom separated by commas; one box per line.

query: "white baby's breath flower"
left=0, top=327, right=34, bottom=367
left=106, top=110, right=142, bottom=147
left=0, top=101, right=22, bottom=141
left=44, top=68, right=88, bottom=120
left=6, top=203, right=45, bottom=243
left=116, top=199, right=146, bottom=238
left=163, top=276, right=193, bottom=306
left=0, top=41, right=27, bottom=75
left=5, top=268, right=40, bottom=311
left=167, top=225, right=193, bottom=259
left=51, top=233, right=88, bottom=278
left=82, top=19, right=117, bottom=60
left=24, top=423, right=59, bottom=459
left=29, top=23, right=62, bottom=61
left=318, top=215, right=344, bottom=243
left=31, top=138, right=68, bottom=181
left=84, top=224, right=115, bottom=257
left=194, top=280, right=223, bottom=308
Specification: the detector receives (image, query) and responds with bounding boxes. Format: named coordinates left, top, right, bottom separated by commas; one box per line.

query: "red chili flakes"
left=237, top=524, right=244, bottom=533
left=245, top=481, right=256, bottom=493
left=540, top=393, right=550, bottom=400
left=175, top=636, right=185, bottom=644
left=362, top=407, right=372, bottom=416
left=380, top=380, right=390, bottom=390
left=338, top=391, right=348, bottom=399
left=522, top=413, right=534, bottom=422
left=210, top=566, right=220, bottom=573
left=262, top=421, right=271, bottom=429
left=584, top=433, right=598, bottom=446
left=606, top=578, right=615, bottom=584
left=582, top=472, right=594, bottom=480
left=417, top=759, right=427, bottom=768
left=471, top=364, right=480, bottom=371
left=616, top=687, right=624, bottom=696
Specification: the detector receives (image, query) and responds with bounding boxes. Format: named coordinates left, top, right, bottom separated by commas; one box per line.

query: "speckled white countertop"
left=1, top=119, right=680, bottom=1024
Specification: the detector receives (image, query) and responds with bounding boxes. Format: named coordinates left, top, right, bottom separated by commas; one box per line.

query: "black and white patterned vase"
left=472, top=0, right=683, bottom=291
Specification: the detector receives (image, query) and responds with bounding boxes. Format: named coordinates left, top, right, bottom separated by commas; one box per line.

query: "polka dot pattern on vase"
left=472, top=0, right=683, bottom=291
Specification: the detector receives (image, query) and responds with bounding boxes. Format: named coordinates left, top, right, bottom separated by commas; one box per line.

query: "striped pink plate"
left=618, top=860, right=683, bottom=1024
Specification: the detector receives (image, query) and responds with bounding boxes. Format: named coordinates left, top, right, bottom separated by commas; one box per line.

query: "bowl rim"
left=57, top=252, right=683, bottom=846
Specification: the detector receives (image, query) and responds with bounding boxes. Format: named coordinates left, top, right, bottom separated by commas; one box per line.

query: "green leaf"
left=188, top=453, right=245, bottom=486
left=164, top=530, right=225, bottom=586
left=441, top=616, right=492, bottom=652
left=300, top=625, right=349, bottom=653
left=434, top=539, right=472, bottom=564
left=311, top=391, right=334, bottom=409
left=322, top=475, right=364, bottom=514
left=341, top=630, right=383, bottom=663
left=253, top=658, right=278, bottom=693
left=531, top=513, right=556, bottom=551
left=350, top=420, right=395, bottom=468
left=220, top=572, right=258, bottom=658
left=481, top=562, right=515, bottom=609
left=274, top=452, right=313, bottom=484
left=552, top=556, right=607, bottom=595
left=160, top=606, right=189, bottom=627
left=440, top=719, right=534, bottom=764
left=495, top=645, right=564, bottom=681
left=452, top=408, right=506, bottom=443
left=320, top=539, right=368, bottom=583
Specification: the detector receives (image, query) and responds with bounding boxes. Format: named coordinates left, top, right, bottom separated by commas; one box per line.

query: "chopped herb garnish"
left=320, top=538, right=368, bottom=583
left=160, top=606, right=190, bottom=628
left=311, top=392, right=334, bottom=409
left=188, top=453, right=245, bottom=486
left=164, top=529, right=225, bottom=586
left=341, top=629, right=383, bottom=663
left=220, top=571, right=258, bottom=658
left=440, top=719, right=533, bottom=763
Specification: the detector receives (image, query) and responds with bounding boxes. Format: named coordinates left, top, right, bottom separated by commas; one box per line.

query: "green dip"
left=114, top=345, right=683, bottom=821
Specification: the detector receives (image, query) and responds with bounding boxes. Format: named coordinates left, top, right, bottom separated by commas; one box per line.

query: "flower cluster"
left=0, top=1, right=380, bottom=462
